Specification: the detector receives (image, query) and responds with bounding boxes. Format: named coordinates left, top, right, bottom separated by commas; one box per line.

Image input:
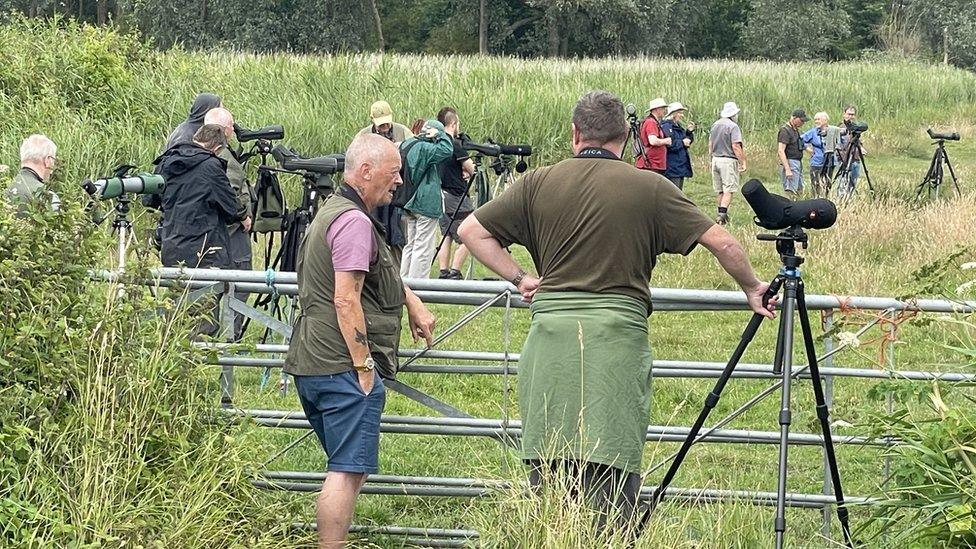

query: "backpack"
left=392, top=138, right=423, bottom=208
left=252, top=166, right=286, bottom=233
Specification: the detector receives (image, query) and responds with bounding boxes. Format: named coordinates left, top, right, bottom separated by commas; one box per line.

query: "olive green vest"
left=284, top=190, right=405, bottom=379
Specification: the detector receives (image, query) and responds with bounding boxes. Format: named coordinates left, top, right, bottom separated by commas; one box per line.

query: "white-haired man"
left=205, top=107, right=254, bottom=340
left=5, top=134, right=60, bottom=214
left=709, top=102, right=747, bottom=224
left=284, top=133, right=436, bottom=548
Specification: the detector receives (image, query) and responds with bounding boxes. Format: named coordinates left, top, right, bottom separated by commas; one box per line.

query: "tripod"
left=915, top=138, right=960, bottom=200
left=111, top=194, right=133, bottom=274
left=649, top=226, right=853, bottom=549
left=625, top=109, right=649, bottom=166
left=832, top=131, right=873, bottom=197
left=433, top=152, right=523, bottom=279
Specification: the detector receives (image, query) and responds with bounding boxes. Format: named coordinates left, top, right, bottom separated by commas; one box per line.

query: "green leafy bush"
left=0, top=163, right=293, bottom=547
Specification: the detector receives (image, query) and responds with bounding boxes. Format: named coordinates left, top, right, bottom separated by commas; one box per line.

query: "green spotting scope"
left=81, top=165, right=165, bottom=200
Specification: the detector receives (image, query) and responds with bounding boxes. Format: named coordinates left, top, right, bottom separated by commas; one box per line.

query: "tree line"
left=3, top=0, right=975, bottom=69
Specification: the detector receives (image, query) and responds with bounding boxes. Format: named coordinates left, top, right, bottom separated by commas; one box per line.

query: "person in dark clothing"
left=156, top=124, right=241, bottom=269
left=435, top=107, right=476, bottom=280
left=661, top=102, right=695, bottom=190
left=145, top=93, right=223, bottom=218
left=163, top=93, right=222, bottom=151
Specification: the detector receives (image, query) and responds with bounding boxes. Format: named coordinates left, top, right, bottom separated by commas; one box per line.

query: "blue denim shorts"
left=780, top=159, right=804, bottom=193
left=294, top=370, right=386, bottom=474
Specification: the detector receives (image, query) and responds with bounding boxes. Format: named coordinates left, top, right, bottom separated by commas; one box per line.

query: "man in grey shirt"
left=708, top=102, right=747, bottom=225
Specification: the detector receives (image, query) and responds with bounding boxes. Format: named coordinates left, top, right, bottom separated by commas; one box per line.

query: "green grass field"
left=6, top=20, right=976, bottom=548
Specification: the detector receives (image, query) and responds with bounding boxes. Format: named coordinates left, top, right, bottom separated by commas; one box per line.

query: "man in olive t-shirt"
left=459, top=90, right=775, bottom=537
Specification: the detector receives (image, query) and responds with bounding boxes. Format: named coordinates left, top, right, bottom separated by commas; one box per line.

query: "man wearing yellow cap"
left=359, top=100, right=414, bottom=143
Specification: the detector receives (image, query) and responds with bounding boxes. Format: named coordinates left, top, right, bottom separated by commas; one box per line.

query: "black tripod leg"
left=797, top=283, right=854, bottom=547
left=773, top=302, right=788, bottom=375
left=650, top=312, right=767, bottom=509
left=774, top=284, right=798, bottom=549
left=943, top=149, right=961, bottom=195
left=917, top=151, right=939, bottom=201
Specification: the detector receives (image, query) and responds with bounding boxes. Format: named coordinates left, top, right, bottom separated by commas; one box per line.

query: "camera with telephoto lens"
left=743, top=179, right=836, bottom=231
left=81, top=165, right=165, bottom=200
left=927, top=127, right=961, bottom=142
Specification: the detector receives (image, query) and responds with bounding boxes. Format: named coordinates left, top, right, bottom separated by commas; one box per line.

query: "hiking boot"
left=438, top=269, right=452, bottom=279
left=447, top=269, right=463, bottom=280
left=716, top=212, right=729, bottom=225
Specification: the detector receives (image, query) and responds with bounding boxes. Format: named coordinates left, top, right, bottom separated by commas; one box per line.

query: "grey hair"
left=344, top=133, right=394, bottom=179
left=20, top=134, right=56, bottom=163
left=572, top=90, right=628, bottom=145
left=814, top=111, right=829, bottom=122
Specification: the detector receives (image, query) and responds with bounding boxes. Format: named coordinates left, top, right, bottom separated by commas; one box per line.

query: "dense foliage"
left=3, top=0, right=975, bottom=69
left=0, top=19, right=291, bottom=547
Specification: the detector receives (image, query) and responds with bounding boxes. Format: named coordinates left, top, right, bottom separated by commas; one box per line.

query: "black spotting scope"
left=927, top=127, right=961, bottom=141
left=234, top=123, right=285, bottom=142
left=459, top=134, right=532, bottom=157
left=742, top=179, right=836, bottom=231
left=271, top=145, right=344, bottom=175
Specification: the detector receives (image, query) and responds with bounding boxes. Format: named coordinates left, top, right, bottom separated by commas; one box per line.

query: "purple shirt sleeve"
left=326, top=210, right=377, bottom=272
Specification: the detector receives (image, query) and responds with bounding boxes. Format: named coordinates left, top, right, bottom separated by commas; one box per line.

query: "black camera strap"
left=575, top=147, right=621, bottom=160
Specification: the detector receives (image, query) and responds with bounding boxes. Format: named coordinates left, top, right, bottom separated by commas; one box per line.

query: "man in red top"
left=635, top=97, right=671, bottom=174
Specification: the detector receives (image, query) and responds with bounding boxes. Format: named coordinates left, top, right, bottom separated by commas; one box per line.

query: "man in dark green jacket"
left=4, top=134, right=60, bottom=215
left=399, top=119, right=454, bottom=279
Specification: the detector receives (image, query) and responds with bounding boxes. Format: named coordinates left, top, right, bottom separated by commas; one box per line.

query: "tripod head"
left=757, top=225, right=808, bottom=271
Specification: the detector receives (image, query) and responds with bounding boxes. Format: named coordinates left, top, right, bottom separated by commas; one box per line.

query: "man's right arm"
left=777, top=141, right=791, bottom=176
left=698, top=225, right=775, bottom=318
left=334, top=271, right=376, bottom=394
left=458, top=214, right=540, bottom=301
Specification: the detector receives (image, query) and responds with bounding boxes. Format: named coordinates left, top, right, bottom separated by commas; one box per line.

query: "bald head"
left=204, top=107, right=235, bottom=140
left=343, top=133, right=402, bottom=209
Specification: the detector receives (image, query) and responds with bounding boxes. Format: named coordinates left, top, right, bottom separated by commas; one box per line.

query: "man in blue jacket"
left=661, top=102, right=695, bottom=190
left=399, top=119, right=454, bottom=279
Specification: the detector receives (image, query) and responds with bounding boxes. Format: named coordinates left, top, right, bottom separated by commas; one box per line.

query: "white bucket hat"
left=720, top=101, right=740, bottom=118
left=666, top=102, right=687, bottom=117
left=647, top=97, right=668, bottom=112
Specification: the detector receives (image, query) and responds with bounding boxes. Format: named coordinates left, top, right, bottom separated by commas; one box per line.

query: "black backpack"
left=252, top=166, right=286, bottom=233
left=393, top=138, right=424, bottom=208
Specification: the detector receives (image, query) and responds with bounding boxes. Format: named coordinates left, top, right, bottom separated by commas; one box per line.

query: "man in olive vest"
left=284, top=133, right=436, bottom=549
left=4, top=134, right=60, bottom=215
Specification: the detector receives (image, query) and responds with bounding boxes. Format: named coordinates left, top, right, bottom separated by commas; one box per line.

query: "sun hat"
left=720, top=101, right=740, bottom=118
left=666, top=102, right=687, bottom=117
left=647, top=97, right=668, bottom=112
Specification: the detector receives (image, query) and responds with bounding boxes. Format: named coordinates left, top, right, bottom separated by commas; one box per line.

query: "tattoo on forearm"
left=354, top=328, right=368, bottom=347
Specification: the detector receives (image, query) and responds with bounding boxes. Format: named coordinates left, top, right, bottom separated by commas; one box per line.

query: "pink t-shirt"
left=326, top=210, right=377, bottom=272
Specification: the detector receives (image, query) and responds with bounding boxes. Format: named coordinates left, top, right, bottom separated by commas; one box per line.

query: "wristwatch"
left=511, top=269, right=527, bottom=287
left=353, top=357, right=376, bottom=373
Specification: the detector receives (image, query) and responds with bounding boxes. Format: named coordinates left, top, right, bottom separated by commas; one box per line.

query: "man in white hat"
left=358, top=100, right=414, bottom=144
left=635, top=97, right=671, bottom=174
left=660, top=102, right=695, bottom=190
left=708, top=101, right=747, bottom=225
